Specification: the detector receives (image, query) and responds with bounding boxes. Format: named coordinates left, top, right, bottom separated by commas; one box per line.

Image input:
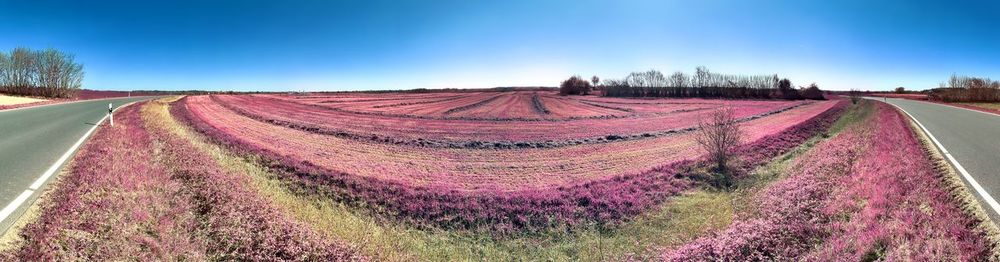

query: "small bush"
left=800, top=83, right=825, bottom=100
left=559, top=75, right=592, bottom=95
left=778, top=78, right=801, bottom=100
left=849, top=89, right=861, bottom=104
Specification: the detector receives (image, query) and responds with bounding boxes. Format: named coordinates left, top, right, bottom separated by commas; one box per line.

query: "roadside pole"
left=109, top=103, right=114, bottom=126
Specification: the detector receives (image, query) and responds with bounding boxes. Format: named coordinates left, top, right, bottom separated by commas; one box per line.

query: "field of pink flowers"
left=5, top=102, right=363, bottom=260
left=211, top=93, right=812, bottom=145
left=12, top=91, right=991, bottom=260
left=171, top=92, right=847, bottom=233
left=664, top=101, right=992, bottom=261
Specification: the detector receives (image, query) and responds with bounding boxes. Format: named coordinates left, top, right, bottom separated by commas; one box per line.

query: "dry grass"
left=903, top=106, right=1000, bottom=258
left=0, top=169, right=70, bottom=252
left=958, top=102, right=1000, bottom=111
left=0, top=94, right=46, bottom=106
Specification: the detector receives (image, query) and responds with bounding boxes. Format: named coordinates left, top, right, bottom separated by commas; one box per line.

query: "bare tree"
left=0, top=51, right=9, bottom=93
left=849, top=89, right=861, bottom=104
left=695, top=107, right=744, bottom=180
left=694, top=66, right=710, bottom=88
left=0, top=47, right=84, bottom=98
left=668, top=71, right=688, bottom=88
left=8, top=47, right=36, bottom=95
left=932, top=74, right=1000, bottom=102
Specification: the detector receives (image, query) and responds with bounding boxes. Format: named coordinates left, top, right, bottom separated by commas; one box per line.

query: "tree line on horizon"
left=930, top=74, right=1000, bottom=102
left=560, top=67, right=824, bottom=100
left=0, top=47, right=84, bottom=98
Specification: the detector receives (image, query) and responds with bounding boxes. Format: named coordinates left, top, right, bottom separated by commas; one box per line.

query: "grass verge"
left=0, top=94, right=46, bottom=106
left=958, top=102, right=1000, bottom=111
left=900, top=103, right=1000, bottom=258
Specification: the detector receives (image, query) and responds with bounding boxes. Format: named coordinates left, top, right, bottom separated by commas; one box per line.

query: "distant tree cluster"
left=930, top=75, right=1000, bottom=102
left=800, top=83, right=824, bottom=100
left=591, top=67, right=822, bottom=100
left=0, top=47, right=84, bottom=98
left=559, top=75, right=592, bottom=95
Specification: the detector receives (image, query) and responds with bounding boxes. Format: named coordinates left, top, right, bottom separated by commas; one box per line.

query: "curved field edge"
left=172, top=95, right=848, bottom=233
left=215, top=94, right=815, bottom=144
left=1, top=99, right=365, bottom=261
left=159, top=96, right=858, bottom=261
left=146, top=103, right=730, bottom=260
left=664, top=101, right=996, bottom=261
left=209, top=94, right=813, bottom=149
left=262, top=93, right=792, bottom=122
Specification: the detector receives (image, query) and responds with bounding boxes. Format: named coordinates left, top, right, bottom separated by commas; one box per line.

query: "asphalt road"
left=0, top=96, right=156, bottom=233
left=877, top=97, right=1000, bottom=224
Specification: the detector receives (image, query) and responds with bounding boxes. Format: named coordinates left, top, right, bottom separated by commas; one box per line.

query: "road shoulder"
left=897, top=103, right=1000, bottom=255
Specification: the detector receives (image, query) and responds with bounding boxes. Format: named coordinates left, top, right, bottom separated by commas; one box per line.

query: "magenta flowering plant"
left=8, top=102, right=364, bottom=261
left=172, top=94, right=847, bottom=234
left=664, top=102, right=992, bottom=261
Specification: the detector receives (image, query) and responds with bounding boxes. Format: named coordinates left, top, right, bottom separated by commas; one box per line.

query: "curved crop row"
left=448, top=93, right=542, bottom=119
left=315, top=94, right=457, bottom=104
left=371, top=95, right=470, bottom=108
left=443, top=95, right=502, bottom=114
left=212, top=94, right=814, bottom=150
left=214, top=94, right=811, bottom=142
left=186, top=95, right=840, bottom=191
left=531, top=94, right=550, bottom=114
left=579, top=100, right=635, bottom=113
left=277, top=92, right=756, bottom=122
left=171, top=96, right=846, bottom=233
left=539, top=95, right=630, bottom=118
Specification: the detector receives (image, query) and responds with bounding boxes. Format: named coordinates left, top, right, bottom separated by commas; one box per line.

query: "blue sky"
left=1, top=0, right=998, bottom=91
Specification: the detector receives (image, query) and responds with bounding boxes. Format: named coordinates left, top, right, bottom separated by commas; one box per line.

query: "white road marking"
left=883, top=99, right=1000, bottom=217
left=0, top=96, right=144, bottom=113
left=29, top=113, right=108, bottom=190
left=0, top=190, right=34, bottom=224
left=924, top=100, right=1000, bottom=118
left=1, top=99, right=145, bottom=232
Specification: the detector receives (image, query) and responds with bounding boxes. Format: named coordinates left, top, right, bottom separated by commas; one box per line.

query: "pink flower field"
left=7, top=92, right=993, bottom=260
left=208, top=92, right=813, bottom=145
left=5, top=2, right=998, bottom=259
left=170, top=92, right=848, bottom=232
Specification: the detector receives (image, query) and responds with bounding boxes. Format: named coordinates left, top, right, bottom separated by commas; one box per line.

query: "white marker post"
left=108, top=102, right=114, bottom=127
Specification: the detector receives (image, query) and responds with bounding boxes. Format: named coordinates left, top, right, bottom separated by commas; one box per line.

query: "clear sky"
left=1, top=0, right=998, bottom=91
